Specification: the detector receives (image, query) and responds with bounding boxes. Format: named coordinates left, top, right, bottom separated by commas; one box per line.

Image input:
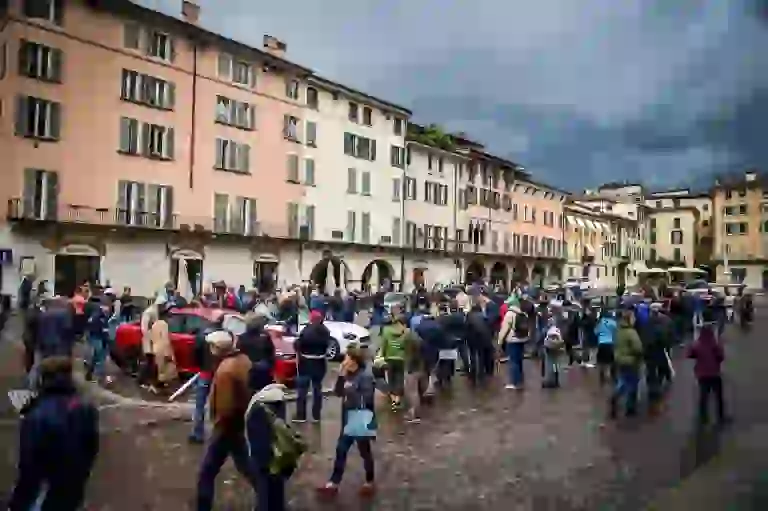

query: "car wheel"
left=326, top=339, right=341, bottom=361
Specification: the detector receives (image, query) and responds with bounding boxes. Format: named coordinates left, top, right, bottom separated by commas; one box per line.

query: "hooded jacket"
left=687, top=326, right=724, bottom=379
left=613, top=316, right=644, bottom=368
left=379, top=321, right=413, bottom=360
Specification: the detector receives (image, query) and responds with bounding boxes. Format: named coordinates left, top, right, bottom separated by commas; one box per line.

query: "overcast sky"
left=142, top=0, right=767, bottom=191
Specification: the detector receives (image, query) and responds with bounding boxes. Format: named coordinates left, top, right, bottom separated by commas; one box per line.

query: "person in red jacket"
left=686, top=310, right=728, bottom=426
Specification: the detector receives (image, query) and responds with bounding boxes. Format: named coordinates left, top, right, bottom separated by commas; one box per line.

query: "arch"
left=489, top=262, right=509, bottom=290
left=361, top=259, right=395, bottom=292
left=310, top=256, right=351, bottom=293
left=465, top=259, right=485, bottom=285
left=512, top=261, right=528, bottom=283
left=531, top=263, right=547, bottom=287
left=58, top=244, right=101, bottom=257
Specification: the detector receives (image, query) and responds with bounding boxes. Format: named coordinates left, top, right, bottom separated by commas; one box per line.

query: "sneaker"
left=292, top=417, right=307, bottom=424
left=359, top=482, right=376, bottom=498
left=316, top=482, right=339, bottom=497
left=310, top=417, right=321, bottom=424
left=505, top=384, right=518, bottom=390
left=583, top=363, right=596, bottom=369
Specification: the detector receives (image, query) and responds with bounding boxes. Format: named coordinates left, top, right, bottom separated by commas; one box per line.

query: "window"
left=725, top=222, right=748, bottom=235
left=117, top=180, right=173, bottom=228
left=361, top=212, right=371, bottom=244
left=303, top=205, right=315, bottom=240
left=673, top=248, right=681, bottom=262
left=739, top=204, right=748, bottom=215
left=216, top=54, right=254, bottom=85
left=392, top=217, right=401, bottom=246
left=214, top=139, right=250, bottom=174
left=673, top=217, right=681, bottom=229
left=121, top=70, right=175, bottom=109
left=392, top=178, right=401, bottom=202
left=347, top=211, right=356, bottom=241
left=285, top=79, right=300, bottom=100
left=361, top=171, right=371, bottom=196
left=348, top=102, right=358, bottom=123
left=283, top=115, right=300, bottom=141
left=304, top=159, right=315, bottom=186
left=703, top=219, right=709, bottom=227
left=215, top=96, right=256, bottom=130
left=655, top=200, right=661, bottom=208
left=424, top=182, right=448, bottom=206
left=393, top=117, right=404, bottom=136
left=305, top=121, right=317, bottom=147
left=214, top=193, right=257, bottom=235
left=286, top=154, right=299, bottom=183
left=18, top=40, right=63, bottom=82
left=390, top=145, right=406, bottom=168
left=650, top=218, right=656, bottom=228
left=147, top=30, right=174, bottom=62
left=22, top=0, right=63, bottom=25
left=404, top=177, right=417, bottom=200
left=21, top=169, right=58, bottom=220
left=15, top=95, right=61, bottom=140
left=362, top=106, right=372, bottom=126
left=119, top=118, right=174, bottom=160
left=343, top=132, right=376, bottom=161
left=702, top=203, right=709, bottom=211
left=671, top=230, right=683, bottom=245
left=306, top=87, right=319, bottom=109
left=347, top=168, right=357, bottom=193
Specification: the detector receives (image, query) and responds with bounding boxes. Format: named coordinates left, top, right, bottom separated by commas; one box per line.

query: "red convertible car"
left=112, top=307, right=297, bottom=385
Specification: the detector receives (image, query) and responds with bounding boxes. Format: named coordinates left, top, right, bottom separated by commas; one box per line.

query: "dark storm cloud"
left=141, top=0, right=768, bottom=190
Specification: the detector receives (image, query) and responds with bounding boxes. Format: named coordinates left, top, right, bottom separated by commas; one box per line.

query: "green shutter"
left=15, top=95, right=29, bottom=136
left=214, top=193, right=229, bottom=232
left=305, top=205, right=315, bottom=240
left=23, top=168, right=37, bottom=218
left=163, top=186, right=174, bottom=229
left=44, top=171, right=58, bottom=220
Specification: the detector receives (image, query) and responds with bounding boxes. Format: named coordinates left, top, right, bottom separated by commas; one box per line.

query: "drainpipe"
left=188, top=43, right=198, bottom=189
left=399, top=144, right=408, bottom=292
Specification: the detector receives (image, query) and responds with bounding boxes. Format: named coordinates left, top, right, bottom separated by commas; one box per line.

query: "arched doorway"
left=531, top=263, right=546, bottom=287
left=512, top=261, right=528, bottom=284
left=464, top=259, right=485, bottom=285
left=310, top=256, right=350, bottom=293
left=170, top=249, right=203, bottom=299
left=489, top=262, right=509, bottom=291
left=253, top=254, right=279, bottom=293
left=362, top=259, right=395, bottom=292
left=54, top=244, right=102, bottom=297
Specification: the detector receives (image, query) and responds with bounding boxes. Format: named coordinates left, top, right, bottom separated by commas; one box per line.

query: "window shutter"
left=306, top=121, right=316, bottom=145
left=14, top=95, right=29, bottom=136
left=167, top=37, right=175, bottom=63
left=52, top=0, right=64, bottom=25
left=304, top=158, right=315, bottom=185
left=147, top=184, right=160, bottom=226
left=305, top=205, right=315, bottom=239
left=119, top=117, right=131, bottom=152
left=165, top=82, right=176, bottom=109
left=23, top=169, right=37, bottom=218
left=347, top=211, right=356, bottom=241
left=249, top=66, right=257, bottom=88
left=392, top=217, right=401, bottom=245
left=287, top=154, right=299, bottom=182
left=163, top=187, right=174, bottom=229
left=214, top=139, right=224, bottom=169
left=217, top=53, right=231, bottom=79
left=343, top=132, right=354, bottom=155
left=361, top=213, right=370, bottom=244
left=49, top=48, right=63, bottom=82
left=248, top=105, right=256, bottom=130
left=18, top=40, right=30, bottom=76
left=165, top=127, right=175, bottom=159
left=287, top=202, right=299, bottom=238
left=392, top=178, right=400, bottom=201
left=116, top=180, right=129, bottom=223
left=140, top=123, right=150, bottom=156
left=44, top=171, right=58, bottom=220
left=361, top=171, right=370, bottom=195
left=370, top=139, right=376, bottom=161
left=347, top=168, right=356, bottom=193
left=49, top=102, right=61, bottom=139
left=232, top=196, right=246, bottom=234
left=136, top=183, right=147, bottom=221
left=214, top=194, right=229, bottom=232
left=247, top=198, right=258, bottom=235
left=240, top=144, right=250, bottom=172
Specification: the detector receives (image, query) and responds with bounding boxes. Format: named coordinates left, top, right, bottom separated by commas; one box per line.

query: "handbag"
left=343, top=409, right=377, bottom=437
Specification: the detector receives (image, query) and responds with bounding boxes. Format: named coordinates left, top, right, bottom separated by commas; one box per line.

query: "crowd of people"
left=5, top=274, right=750, bottom=510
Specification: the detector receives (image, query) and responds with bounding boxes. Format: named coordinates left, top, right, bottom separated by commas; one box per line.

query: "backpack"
left=513, top=311, right=529, bottom=338
left=247, top=403, right=307, bottom=478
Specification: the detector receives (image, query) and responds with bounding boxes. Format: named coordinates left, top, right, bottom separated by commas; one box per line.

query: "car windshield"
left=686, top=280, right=709, bottom=290
left=222, top=315, right=247, bottom=336
left=384, top=293, right=406, bottom=304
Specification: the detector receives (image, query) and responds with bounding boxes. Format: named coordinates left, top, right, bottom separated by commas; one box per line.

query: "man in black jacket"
left=465, top=303, right=494, bottom=383
left=292, top=310, right=331, bottom=422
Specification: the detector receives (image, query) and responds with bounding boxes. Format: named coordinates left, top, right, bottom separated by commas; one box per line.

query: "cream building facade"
left=648, top=208, right=699, bottom=266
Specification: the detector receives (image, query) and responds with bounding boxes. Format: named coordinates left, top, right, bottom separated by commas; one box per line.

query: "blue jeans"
left=612, top=366, right=640, bottom=415
left=506, top=342, right=525, bottom=386
left=330, top=434, right=374, bottom=484
left=191, top=376, right=211, bottom=440
left=196, top=432, right=258, bottom=511
left=295, top=358, right=326, bottom=421
left=87, top=333, right=107, bottom=380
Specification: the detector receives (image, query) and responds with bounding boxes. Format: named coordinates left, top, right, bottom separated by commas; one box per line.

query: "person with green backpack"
left=245, top=361, right=307, bottom=511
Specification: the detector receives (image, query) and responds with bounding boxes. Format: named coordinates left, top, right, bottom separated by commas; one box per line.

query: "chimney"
left=181, top=0, right=200, bottom=24
left=263, top=35, right=287, bottom=58
left=745, top=171, right=757, bottom=182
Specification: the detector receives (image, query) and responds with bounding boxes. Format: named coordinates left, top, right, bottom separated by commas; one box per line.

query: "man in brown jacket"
left=196, top=330, right=258, bottom=511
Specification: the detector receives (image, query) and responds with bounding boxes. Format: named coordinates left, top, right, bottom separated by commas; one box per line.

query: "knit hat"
left=205, top=330, right=235, bottom=353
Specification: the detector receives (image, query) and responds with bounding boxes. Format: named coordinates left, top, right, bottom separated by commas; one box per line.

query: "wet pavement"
left=2, top=311, right=768, bottom=509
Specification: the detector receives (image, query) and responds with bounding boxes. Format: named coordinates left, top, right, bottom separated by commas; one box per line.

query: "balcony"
left=6, top=199, right=289, bottom=239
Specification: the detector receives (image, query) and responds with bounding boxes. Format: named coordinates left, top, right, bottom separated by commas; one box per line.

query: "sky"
left=142, top=0, right=768, bottom=192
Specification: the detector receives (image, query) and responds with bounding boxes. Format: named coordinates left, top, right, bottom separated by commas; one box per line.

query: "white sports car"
left=265, top=321, right=371, bottom=360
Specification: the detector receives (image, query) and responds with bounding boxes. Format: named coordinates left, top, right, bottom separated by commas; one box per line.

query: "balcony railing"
left=7, top=199, right=289, bottom=239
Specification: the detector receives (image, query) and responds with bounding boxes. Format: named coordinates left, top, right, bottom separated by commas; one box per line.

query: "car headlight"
left=343, top=332, right=357, bottom=341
